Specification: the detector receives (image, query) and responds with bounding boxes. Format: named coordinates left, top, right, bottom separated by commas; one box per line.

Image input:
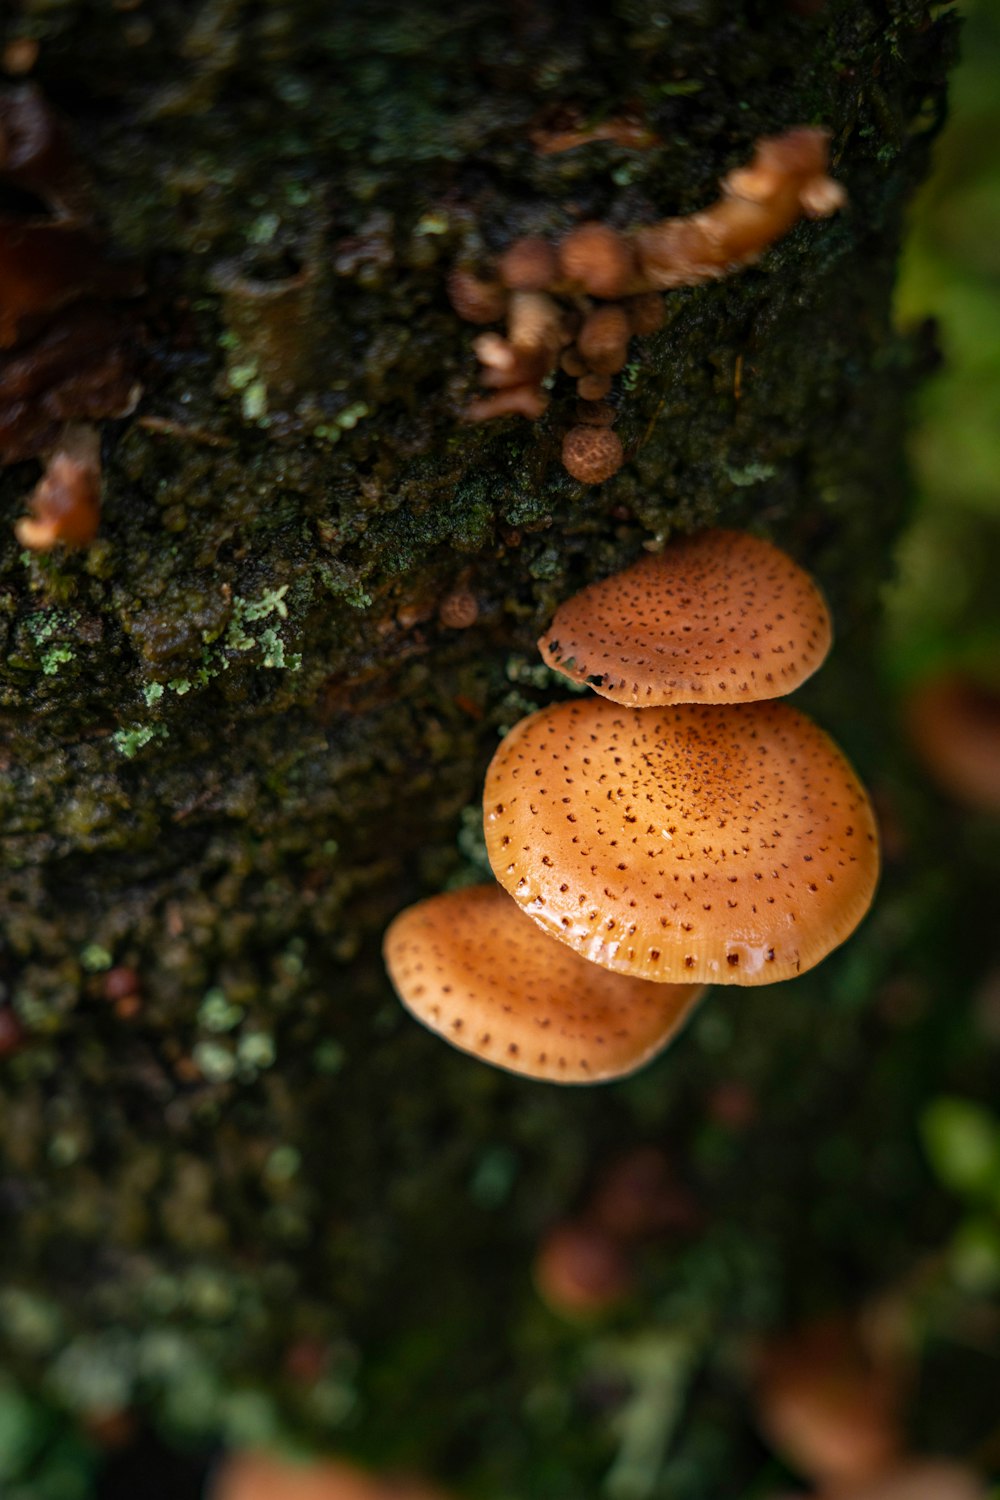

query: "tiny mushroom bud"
left=533, top=1220, right=634, bottom=1317
left=538, top=530, right=832, bottom=705
left=574, top=400, right=617, bottom=427
left=559, top=222, right=636, bottom=299
left=576, top=304, right=631, bottom=374
left=561, top=425, right=623, bottom=484
left=383, top=885, right=706, bottom=1083
left=438, top=587, right=479, bottom=629
left=446, top=266, right=507, bottom=323
left=484, top=697, right=879, bottom=986
left=497, top=235, right=559, bottom=292
left=575, top=372, right=613, bottom=401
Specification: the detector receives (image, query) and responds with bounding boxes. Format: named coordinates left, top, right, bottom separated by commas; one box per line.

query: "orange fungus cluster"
left=385, top=529, right=878, bottom=1081
left=449, top=126, right=844, bottom=483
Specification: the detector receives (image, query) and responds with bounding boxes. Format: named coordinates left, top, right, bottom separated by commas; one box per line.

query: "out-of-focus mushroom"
left=533, top=1219, right=634, bottom=1317
left=904, top=672, right=1000, bottom=813
left=558, top=223, right=636, bottom=299
left=484, top=697, right=879, bottom=986
left=210, top=1452, right=450, bottom=1500
left=824, top=1461, right=990, bottom=1500
left=497, top=235, right=559, bottom=292
left=383, top=884, right=706, bottom=1082
left=754, top=1319, right=904, bottom=1490
left=635, top=127, right=845, bottom=289
left=15, top=420, right=101, bottom=549
left=537, top=530, right=832, bottom=705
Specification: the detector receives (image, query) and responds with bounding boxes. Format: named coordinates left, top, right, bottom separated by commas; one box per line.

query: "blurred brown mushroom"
left=533, top=1219, right=634, bottom=1317
left=754, top=1318, right=905, bottom=1491
left=15, top=420, right=101, bottom=549
left=905, top=671, right=1000, bottom=813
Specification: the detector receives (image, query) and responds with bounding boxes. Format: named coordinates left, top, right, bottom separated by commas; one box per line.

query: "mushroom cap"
left=484, top=697, right=879, bottom=986
left=538, top=530, right=832, bottom=706
left=561, top=425, right=623, bottom=484
left=826, top=1462, right=989, bottom=1500
left=383, top=884, right=705, bottom=1083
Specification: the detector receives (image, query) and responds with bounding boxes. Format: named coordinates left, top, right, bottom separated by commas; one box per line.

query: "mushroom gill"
left=383, top=884, right=705, bottom=1083
left=484, top=697, right=879, bottom=987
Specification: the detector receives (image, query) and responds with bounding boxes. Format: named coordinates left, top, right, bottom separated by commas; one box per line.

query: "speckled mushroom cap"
left=383, top=884, right=705, bottom=1083
left=484, top=698, right=879, bottom=986
left=538, top=530, right=831, bottom=706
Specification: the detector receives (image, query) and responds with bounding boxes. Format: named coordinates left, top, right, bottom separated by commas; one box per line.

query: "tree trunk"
left=0, top=2, right=960, bottom=1495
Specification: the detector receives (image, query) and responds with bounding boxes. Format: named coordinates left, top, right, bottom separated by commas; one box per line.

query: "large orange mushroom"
left=383, top=884, right=705, bottom=1082
left=484, top=697, right=879, bottom=987
left=538, top=530, right=831, bottom=706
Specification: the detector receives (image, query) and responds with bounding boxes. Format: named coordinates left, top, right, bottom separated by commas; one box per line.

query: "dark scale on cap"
left=383, top=884, right=705, bottom=1083
left=484, top=698, right=879, bottom=987
left=538, top=529, right=832, bottom=706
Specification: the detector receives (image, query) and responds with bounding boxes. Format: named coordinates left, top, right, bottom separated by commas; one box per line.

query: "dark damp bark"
left=0, top=3, right=974, bottom=1496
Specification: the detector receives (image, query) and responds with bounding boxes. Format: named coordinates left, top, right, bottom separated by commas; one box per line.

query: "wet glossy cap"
left=538, top=530, right=831, bottom=706
left=383, top=884, right=705, bottom=1082
left=484, top=697, right=879, bottom=986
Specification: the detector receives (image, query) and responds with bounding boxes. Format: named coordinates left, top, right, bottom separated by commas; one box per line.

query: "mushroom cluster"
left=385, top=529, right=879, bottom=1081
left=449, top=126, right=845, bottom=483
left=1, top=85, right=143, bottom=547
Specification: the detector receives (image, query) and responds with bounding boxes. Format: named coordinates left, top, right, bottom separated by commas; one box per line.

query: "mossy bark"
left=0, top=2, right=971, bottom=1496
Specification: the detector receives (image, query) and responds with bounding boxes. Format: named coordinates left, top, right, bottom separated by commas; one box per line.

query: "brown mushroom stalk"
left=383, top=884, right=706, bottom=1083
left=15, top=421, right=102, bottom=550
left=484, top=697, right=879, bottom=987
left=538, top=529, right=832, bottom=705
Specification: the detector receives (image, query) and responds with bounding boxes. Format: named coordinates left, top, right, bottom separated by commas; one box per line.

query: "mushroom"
left=822, top=1462, right=990, bottom=1500
left=383, top=884, right=706, bottom=1082
left=904, top=671, right=1000, bottom=813
left=483, top=697, right=879, bottom=986
left=558, top=222, right=636, bottom=299
left=754, top=1318, right=904, bottom=1491
left=15, top=420, right=101, bottom=549
left=561, top=425, right=624, bottom=485
left=533, top=1219, right=634, bottom=1317
left=537, top=530, right=832, bottom=705
left=210, top=1453, right=449, bottom=1500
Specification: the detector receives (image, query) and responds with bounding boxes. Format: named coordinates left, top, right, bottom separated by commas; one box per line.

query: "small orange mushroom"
left=561, top=425, right=623, bottom=484
left=383, top=884, right=706, bottom=1082
left=497, top=235, right=559, bottom=292
left=484, top=697, right=879, bottom=986
left=559, top=222, right=636, bottom=299
left=576, top=304, right=631, bottom=373
left=537, top=530, right=832, bottom=705
left=446, top=266, right=506, bottom=324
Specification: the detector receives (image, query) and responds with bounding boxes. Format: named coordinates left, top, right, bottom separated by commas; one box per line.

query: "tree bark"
left=0, top=1, right=957, bottom=1494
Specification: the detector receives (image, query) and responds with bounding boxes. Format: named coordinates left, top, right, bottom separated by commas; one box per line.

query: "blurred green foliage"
left=889, top=0, right=1000, bottom=684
